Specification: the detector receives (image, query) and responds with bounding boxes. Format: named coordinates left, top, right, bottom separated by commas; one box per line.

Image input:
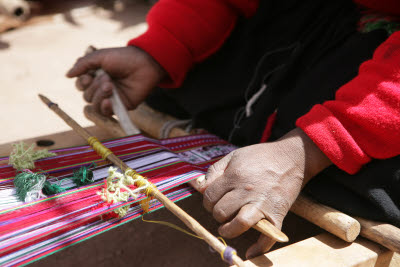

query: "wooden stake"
left=291, top=194, right=360, bottom=242
left=357, top=217, right=400, bottom=253
left=39, top=94, right=245, bottom=266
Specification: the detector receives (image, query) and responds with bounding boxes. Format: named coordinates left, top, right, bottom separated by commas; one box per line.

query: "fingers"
left=206, top=152, right=234, bottom=182
left=203, top=175, right=231, bottom=213
left=194, top=152, right=235, bottom=194
left=246, top=234, right=277, bottom=259
left=66, top=51, right=106, bottom=78
left=212, top=191, right=243, bottom=223
left=75, top=74, right=93, bottom=91
left=83, top=74, right=103, bottom=103
left=83, top=73, right=113, bottom=103
left=218, top=204, right=264, bottom=239
left=92, top=82, right=114, bottom=114
left=100, top=98, right=113, bottom=116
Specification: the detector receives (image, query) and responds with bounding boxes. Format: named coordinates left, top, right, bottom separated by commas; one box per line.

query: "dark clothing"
left=146, top=0, right=399, bottom=226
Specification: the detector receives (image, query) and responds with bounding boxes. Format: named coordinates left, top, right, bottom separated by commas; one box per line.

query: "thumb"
left=246, top=234, right=277, bottom=259
left=246, top=219, right=283, bottom=259
left=66, top=50, right=106, bottom=78
left=189, top=151, right=235, bottom=193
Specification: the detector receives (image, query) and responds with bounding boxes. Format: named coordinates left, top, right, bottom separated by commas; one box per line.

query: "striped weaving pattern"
left=0, top=134, right=236, bottom=266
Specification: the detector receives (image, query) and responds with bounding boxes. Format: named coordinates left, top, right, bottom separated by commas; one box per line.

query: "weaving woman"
left=67, top=0, right=400, bottom=259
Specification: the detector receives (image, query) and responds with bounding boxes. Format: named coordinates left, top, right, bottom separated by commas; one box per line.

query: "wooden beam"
left=240, top=233, right=396, bottom=267
left=291, top=194, right=360, bottom=242
left=357, top=217, right=400, bottom=253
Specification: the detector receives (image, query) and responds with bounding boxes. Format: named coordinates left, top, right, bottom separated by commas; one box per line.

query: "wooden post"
left=357, top=217, right=400, bottom=253
left=291, top=194, right=361, bottom=242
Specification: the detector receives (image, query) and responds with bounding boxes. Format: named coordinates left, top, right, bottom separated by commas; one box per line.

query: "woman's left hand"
left=190, top=128, right=331, bottom=258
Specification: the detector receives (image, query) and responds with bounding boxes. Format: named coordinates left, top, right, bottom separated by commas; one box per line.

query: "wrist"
left=277, top=128, right=332, bottom=185
left=127, top=46, right=168, bottom=84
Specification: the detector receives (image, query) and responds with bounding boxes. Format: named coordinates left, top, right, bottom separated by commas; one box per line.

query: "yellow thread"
left=87, top=136, right=112, bottom=159
left=218, top=237, right=236, bottom=260
left=142, top=213, right=233, bottom=260
left=125, top=168, right=157, bottom=212
left=141, top=215, right=204, bottom=240
left=125, top=168, right=156, bottom=196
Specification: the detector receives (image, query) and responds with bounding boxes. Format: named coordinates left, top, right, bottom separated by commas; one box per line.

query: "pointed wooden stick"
left=85, top=103, right=289, bottom=243
left=39, top=94, right=245, bottom=266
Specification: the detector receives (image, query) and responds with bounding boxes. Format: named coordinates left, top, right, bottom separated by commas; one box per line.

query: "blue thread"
left=223, top=246, right=237, bottom=265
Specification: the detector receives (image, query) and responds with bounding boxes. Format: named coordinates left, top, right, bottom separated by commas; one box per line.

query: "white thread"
left=245, top=84, right=267, bottom=117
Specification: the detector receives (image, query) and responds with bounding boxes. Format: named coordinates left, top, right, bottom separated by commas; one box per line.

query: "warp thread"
left=9, top=142, right=56, bottom=170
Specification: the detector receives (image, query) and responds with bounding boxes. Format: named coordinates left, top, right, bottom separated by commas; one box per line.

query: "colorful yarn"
left=42, top=180, right=66, bottom=195
left=222, top=246, right=237, bottom=265
left=9, top=142, right=56, bottom=170
left=72, top=163, right=95, bottom=186
left=87, top=136, right=112, bottom=159
left=14, top=170, right=46, bottom=202
left=14, top=164, right=96, bottom=200
left=0, top=133, right=236, bottom=266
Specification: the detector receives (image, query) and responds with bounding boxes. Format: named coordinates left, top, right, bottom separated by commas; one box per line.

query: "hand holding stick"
left=39, top=94, right=246, bottom=266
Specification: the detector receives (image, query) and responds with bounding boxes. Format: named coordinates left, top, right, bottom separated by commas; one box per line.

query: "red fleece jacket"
left=128, top=0, right=400, bottom=174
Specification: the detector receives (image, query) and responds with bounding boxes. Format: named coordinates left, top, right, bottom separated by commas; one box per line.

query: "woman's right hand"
left=67, top=46, right=167, bottom=116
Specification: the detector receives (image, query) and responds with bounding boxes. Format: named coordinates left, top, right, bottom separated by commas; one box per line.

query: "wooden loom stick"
left=38, top=94, right=245, bottom=266
left=291, top=194, right=360, bottom=242
left=84, top=103, right=289, bottom=243
left=356, top=217, right=400, bottom=253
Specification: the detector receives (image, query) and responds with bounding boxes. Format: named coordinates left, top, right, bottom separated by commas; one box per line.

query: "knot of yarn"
left=99, top=167, right=157, bottom=217
left=221, top=246, right=237, bottom=265
left=14, top=170, right=47, bottom=202
left=72, top=164, right=95, bottom=186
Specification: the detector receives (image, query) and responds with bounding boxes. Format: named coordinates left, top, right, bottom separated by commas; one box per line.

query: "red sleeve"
left=353, top=0, right=400, bottom=16
left=128, top=0, right=259, bottom=88
left=297, top=31, right=400, bottom=174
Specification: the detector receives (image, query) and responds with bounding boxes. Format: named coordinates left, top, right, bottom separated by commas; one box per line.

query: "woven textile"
left=0, top=134, right=236, bottom=266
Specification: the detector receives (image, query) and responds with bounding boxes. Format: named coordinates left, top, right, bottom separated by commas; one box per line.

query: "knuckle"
left=203, top=190, right=214, bottom=212
left=236, top=215, right=251, bottom=229
left=75, top=79, right=83, bottom=91
left=83, top=91, right=91, bottom=102
left=206, top=164, right=217, bottom=177
left=213, top=207, right=227, bottom=223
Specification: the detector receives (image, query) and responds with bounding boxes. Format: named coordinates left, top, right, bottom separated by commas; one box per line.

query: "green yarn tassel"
left=9, top=142, right=56, bottom=170
left=72, top=164, right=96, bottom=186
left=14, top=171, right=46, bottom=202
left=13, top=163, right=96, bottom=202
left=42, top=180, right=66, bottom=195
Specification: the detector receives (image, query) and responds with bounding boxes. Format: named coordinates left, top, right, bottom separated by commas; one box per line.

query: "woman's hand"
left=191, top=128, right=332, bottom=258
left=67, top=46, right=166, bottom=116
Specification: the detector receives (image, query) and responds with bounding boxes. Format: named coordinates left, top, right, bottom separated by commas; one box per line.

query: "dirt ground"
left=0, top=0, right=149, bottom=145
left=0, top=2, right=321, bottom=266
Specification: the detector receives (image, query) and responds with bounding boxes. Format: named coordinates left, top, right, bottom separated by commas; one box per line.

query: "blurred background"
left=0, top=0, right=151, bottom=144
